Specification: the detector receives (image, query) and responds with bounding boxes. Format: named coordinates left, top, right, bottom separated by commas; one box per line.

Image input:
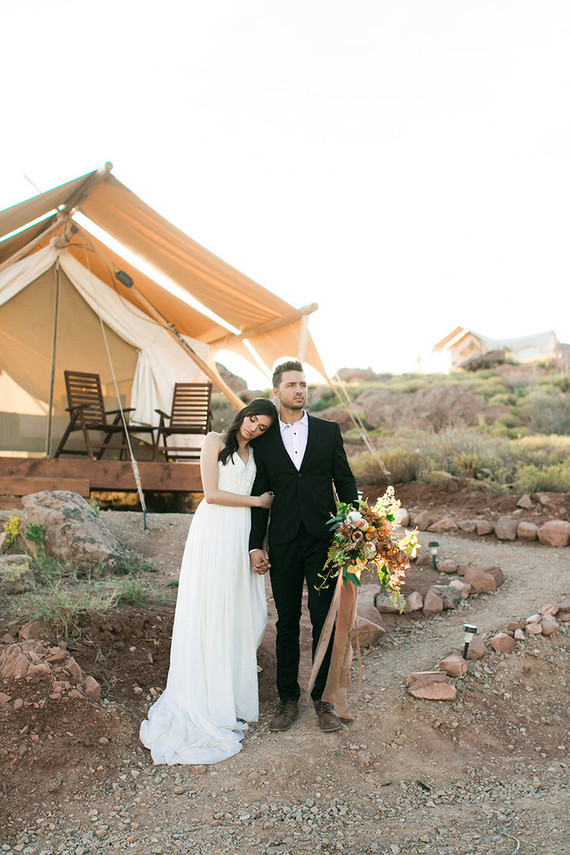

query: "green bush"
left=515, top=460, right=570, bottom=493
left=523, top=387, right=570, bottom=435
left=23, top=584, right=116, bottom=639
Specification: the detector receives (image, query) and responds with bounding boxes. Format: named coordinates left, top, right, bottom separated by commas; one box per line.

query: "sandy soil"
left=1, top=489, right=569, bottom=855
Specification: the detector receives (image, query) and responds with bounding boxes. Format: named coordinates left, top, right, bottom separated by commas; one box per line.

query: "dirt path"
left=2, top=516, right=569, bottom=855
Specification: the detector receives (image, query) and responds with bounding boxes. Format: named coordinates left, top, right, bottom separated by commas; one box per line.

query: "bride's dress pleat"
left=140, top=448, right=267, bottom=765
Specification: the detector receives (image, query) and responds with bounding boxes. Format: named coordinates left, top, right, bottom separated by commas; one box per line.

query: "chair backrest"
left=64, top=371, right=107, bottom=427
left=170, top=382, right=212, bottom=431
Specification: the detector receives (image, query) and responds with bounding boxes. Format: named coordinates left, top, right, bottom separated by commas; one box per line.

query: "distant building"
left=433, top=327, right=567, bottom=371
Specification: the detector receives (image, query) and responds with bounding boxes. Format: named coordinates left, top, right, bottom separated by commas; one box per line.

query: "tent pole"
left=45, top=258, right=61, bottom=458
left=297, top=313, right=309, bottom=362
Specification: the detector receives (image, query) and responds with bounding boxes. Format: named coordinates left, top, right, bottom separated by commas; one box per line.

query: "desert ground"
left=1, top=485, right=569, bottom=855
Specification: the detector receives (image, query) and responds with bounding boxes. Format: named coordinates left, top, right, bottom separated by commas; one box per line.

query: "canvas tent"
left=0, top=164, right=327, bottom=455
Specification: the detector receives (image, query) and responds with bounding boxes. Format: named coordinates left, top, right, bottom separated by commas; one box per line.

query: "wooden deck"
left=0, top=457, right=202, bottom=508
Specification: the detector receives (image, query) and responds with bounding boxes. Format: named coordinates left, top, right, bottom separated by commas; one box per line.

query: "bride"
left=140, top=397, right=277, bottom=765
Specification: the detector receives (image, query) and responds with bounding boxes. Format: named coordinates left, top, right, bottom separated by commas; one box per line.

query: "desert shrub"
left=410, top=427, right=516, bottom=483
left=515, top=460, right=570, bottom=493
left=512, top=435, right=570, bottom=467
left=522, top=387, right=570, bottom=435
left=349, top=451, right=392, bottom=487
left=22, top=584, right=116, bottom=639
left=112, top=577, right=150, bottom=606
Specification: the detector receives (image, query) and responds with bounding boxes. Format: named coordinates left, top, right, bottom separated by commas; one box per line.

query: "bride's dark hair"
left=219, top=397, right=278, bottom=465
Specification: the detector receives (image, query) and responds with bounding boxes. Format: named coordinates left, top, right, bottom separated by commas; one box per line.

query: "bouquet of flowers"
left=320, top=487, right=419, bottom=600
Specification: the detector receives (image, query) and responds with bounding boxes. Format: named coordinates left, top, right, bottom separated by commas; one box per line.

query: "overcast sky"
left=2, top=1, right=569, bottom=385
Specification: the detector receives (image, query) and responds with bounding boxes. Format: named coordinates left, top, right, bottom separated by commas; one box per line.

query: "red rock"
left=557, top=598, right=570, bottom=611
left=476, top=520, right=494, bottom=536
left=27, top=662, right=51, bottom=677
left=46, top=648, right=67, bottom=664
left=84, top=676, right=101, bottom=702
left=467, top=635, right=488, bottom=659
left=68, top=689, right=84, bottom=700
left=479, top=566, right=504, bottom=587
left=540, top=615, right=559, bottom=636
left=449, top=580, right=471, bottom=598
left=18, top=620, right=45, bottom=641
left=408, top=673, right=456, bottom=700
left=414, top=511, right=437, bottom=531
left=0, top=692, right=11, bottom=704
left=427, top=517, right=458, bottom=533
left=507, top=622, right=525, bottom=631
left=352, top=616, right=386, bottom=648
left=1, top=652, right=30, bottom=679
left=539, top=603, right=559, bottom=616
left=1, top=634, right=15, bottom=644
left=439, top=655, right=469, bottom=677
left=514, top=629, right=525, bottom=640
left=456, top=563, right=474, bottom=577
left=437, top=559, right=457, bottom=575
left=64, top=658, right=83, bottom=682
left=559, top=612, right=570, bottom=623
left=525, top=623, right=542, bottom=635
left=374, top=593, right=404, bottom=613
left=415, top=552, right=433, bottom=567
left=406, top=670, right=450, bottom=687
left=517, top=522, right=538, bottom=541
left=458, top=520, right=478, bottom=533
left=491, top=633, right=515, bottom=653
left=402, top=591, right=423, bottom=612
left=525, top=613, right=541, bottom=624
left=422, top=590, right=443, bottom=616
left=517, top=494, right=533, bottom=510
left=462, top=567, right=497, bottom=594
left=495, top=517, right=518, bottom=541
left=537, top=520, right=570, bottom=547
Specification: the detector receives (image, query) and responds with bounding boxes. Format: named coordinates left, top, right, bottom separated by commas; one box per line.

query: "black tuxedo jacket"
left=249, top=414, right=358, bottom=550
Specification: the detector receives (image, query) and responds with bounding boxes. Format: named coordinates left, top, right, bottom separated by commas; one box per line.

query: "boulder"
left=399, top=508, right=410, bottom=527
left=525, top=622, right=543, bottom=636
left=415, top=552, right=433, bottom=567
left=19, top=490, right=138, bottom=576
left=428, top=584, right=463, bottom=610
left=540, top=615, right=559, bottom=636
left=517, top=494, right=534, bottom=510
left=18, top=620, right=47, bottom=640
left=357, top=584, right=384, bottom=625
left=449, top=579, right=471, bottom=598
left=466, top=636, right=487, bottom=659
left=407, top=671, right=456, bottom=700
left=427, top=517, right=458, bottom=533
left=0, top=560, right=35, bottom=595
left=352, top=616, right=386, bottom=648
left=476, top=520, right=495, bottom=536
left=458, top=519, right=478, bottom=533
left=477, top=565, right=504, bottom=587
left=494, top=517, right=519, bottom=541
left=402, top=591, right=423, bottom=612
left=462, top=567, right=497, bottom=594
left=517, top=521, right=538, bottom=541
left=491, top=633, right=515, bottom=653
left=374, top=593, right=404, bottom=614
left=537, top=520, right=570, bottom=547
left=414, top=511, right=437, bottom=531
left=84, top=675, right=102, bottom=702
left=422, top=590, right=443, bottom=616
left=437, top=559, right=458, bottom=575
left=438, top=655, right=469, bottom=677
left=514, top=628, right=525, bottom=640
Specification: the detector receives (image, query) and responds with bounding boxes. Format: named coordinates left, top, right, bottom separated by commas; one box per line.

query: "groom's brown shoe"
left=269, top=699, right=299, bottom=732
left=314, top=700, right=342, bottom=732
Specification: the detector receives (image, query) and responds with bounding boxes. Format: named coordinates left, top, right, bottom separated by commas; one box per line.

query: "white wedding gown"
left=140, top=448, right=267, bottom=765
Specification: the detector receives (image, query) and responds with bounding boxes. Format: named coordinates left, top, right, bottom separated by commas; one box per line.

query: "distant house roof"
left=434, top=327, right=558, bottom=357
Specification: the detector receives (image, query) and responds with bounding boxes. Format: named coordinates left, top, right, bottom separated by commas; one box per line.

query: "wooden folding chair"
left=153, top=382, right=212, bottom=462
left=54, top=371, right=154, bottom=460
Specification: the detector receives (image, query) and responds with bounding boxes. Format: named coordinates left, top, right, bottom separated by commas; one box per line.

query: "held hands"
left=250, top=548, right=270, bottom=575
left=256, top=491, right=274, bottom=509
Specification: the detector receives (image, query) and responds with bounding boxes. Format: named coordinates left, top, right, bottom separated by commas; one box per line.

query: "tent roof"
left=0, top=165, right=327, bottom=382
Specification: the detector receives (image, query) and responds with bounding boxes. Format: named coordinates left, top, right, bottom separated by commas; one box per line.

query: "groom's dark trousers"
left=249, top=415, right=358, bottom=703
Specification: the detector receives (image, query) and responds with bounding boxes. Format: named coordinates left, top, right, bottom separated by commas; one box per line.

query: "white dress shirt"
left=279, top=411, right=308, bottom=470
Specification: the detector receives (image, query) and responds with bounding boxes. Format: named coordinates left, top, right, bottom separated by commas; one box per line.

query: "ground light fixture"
left=428, top=541, right=439, bottom=570
left=462, top=624, right=478, bottom=659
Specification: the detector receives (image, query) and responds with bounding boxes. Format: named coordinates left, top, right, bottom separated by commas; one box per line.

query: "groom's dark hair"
left=272, top=359, right=304, bottom=388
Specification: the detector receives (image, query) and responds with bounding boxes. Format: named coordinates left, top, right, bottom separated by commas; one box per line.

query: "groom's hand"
left=250, top=549, right=270, bottom=575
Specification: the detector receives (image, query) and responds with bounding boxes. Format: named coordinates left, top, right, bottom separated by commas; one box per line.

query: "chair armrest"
left=154, top=409, right=170, bottom=419
left=106, top=408, right=135, bottom=415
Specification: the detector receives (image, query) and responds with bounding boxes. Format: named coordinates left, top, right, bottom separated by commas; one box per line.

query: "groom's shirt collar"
left=278, top=411, right=308, bottom=470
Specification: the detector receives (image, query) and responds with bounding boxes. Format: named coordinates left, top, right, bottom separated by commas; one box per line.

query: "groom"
left=249, top=359, right=358, bottom=732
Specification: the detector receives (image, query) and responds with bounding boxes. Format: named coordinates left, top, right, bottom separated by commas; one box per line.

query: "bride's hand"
left=256, top=491, right=274, bottom=509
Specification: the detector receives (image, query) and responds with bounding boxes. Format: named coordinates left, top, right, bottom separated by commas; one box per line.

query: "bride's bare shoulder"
left=204, top=431, right=225, bottom=448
